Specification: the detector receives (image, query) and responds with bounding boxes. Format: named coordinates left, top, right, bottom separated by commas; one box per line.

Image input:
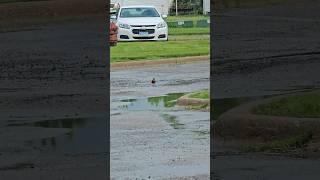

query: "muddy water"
left=111, top=62, right=210, bottom=179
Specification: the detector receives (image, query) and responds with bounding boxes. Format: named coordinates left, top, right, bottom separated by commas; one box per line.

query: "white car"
left=115, top=5, right=168, bottom=41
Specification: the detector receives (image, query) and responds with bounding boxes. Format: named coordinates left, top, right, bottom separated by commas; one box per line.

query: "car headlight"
left=118, top=23, right=130, bottom=29
left=157, top=21, right=167, bottom=29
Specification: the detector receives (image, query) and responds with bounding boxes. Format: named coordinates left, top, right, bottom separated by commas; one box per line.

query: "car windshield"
left=120, top=7, right=160, bottom=18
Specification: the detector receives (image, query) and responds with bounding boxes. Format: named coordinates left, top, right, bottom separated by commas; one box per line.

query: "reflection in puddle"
left=161, top=114, right=185, bottom=129
left=192, top=130, right=210, bottom=139
left=119, top=93, right=188, bottom=131
left=120, top=99, right=137, bottom=103
left=120, top=93, right=185, bottom=110
left=32, top=118, right=86, bottom=129
left=8, top=117, right=106, bottom=154
left=148, top=93, right=185, bottom=108
left=120, top=93, right=187, bottom=129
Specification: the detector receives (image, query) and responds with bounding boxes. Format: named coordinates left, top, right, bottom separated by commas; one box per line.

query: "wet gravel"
left=111, top=62, right=210, bottom=179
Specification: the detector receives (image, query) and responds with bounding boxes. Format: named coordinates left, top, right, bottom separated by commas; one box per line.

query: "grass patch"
left=184, top=90, right=210, bottom=111
left=169, top=28, right=210, bottom=36
left=186, top=103, right=209, bottom=110
left=169, top=35, right=210, bottom=41
left=253, top=92, right=320, bottom=118
left=188, top=90, right=210, bottom=99
left=241, top=132, right=313, bottom=153
left=111, top=40, right=209, bottom=63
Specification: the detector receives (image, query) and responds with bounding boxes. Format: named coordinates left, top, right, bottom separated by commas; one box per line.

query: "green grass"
left=169, top=28, right=210, bottom=36
left=188, top=90, right=210, bottom=99
left=111, top=40, right=209, bottom=63
left=241, top=132, right=313, bottom=153
left=253, top=92, right=320, bottom=118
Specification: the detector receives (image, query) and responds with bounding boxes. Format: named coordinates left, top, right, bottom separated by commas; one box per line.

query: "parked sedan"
left=116, top=5, right=168, bottom=41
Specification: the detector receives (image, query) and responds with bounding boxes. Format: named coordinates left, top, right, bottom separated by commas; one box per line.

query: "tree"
left=169, top=0, right=204, bottom=15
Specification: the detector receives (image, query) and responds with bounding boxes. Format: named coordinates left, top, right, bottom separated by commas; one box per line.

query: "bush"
left=169, top=0, right=203, bottom=15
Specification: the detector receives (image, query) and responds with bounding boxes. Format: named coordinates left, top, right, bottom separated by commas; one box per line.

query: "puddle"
left=161, top=114, right=185, bottom=129
left=119, top=93, right=188, bottom=129
left=119, top=93, right=185, bottom=111
left=192, top=130, right=210, bottom=139
left=8, top=116, right=107, bottom=154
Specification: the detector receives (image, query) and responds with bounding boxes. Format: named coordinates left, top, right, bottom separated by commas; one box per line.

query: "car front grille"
left=133, top=36, right=155, bottom=40
left=131, top=25, right=156, bottom=27
left=132, top=29, right=155, bottom=35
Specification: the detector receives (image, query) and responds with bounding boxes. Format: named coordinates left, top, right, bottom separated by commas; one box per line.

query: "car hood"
left=117, top=17, right=164, bottom=26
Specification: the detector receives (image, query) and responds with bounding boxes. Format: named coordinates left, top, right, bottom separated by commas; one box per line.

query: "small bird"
left=151, top=78, right=156, bottom=84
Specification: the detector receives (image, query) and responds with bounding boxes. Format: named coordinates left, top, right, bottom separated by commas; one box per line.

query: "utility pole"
left=175, top=0, right=178, bottom=16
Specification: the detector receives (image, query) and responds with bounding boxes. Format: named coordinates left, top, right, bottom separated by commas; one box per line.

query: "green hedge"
left=167, top=19, right=210, bottom=28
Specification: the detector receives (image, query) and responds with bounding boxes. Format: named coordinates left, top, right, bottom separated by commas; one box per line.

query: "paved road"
left=111, top=62, right=210, bottom=179
left=213, top=1, right=320, bottom=180
left=0, top=19, right=108, bottom=180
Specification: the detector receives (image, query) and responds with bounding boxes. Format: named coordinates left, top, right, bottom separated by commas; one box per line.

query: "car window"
left=120, top=8, right=160, bottom=18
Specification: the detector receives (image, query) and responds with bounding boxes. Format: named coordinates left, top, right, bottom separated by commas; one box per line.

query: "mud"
left=111, top=56, right=209, bottom=70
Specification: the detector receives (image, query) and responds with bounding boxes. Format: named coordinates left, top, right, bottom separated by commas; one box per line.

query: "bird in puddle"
left=151, top=78, right=156, bottom=84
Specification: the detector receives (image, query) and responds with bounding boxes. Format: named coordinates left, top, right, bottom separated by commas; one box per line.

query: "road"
left=110, top=61, right=210, bottom=179
left=0, top=18, right=108, bottom=179
left=212, top=1, right=320, bottom=180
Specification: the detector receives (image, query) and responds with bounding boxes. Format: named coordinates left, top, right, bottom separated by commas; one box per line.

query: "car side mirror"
left=162, top=14, right=167, bottom=19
